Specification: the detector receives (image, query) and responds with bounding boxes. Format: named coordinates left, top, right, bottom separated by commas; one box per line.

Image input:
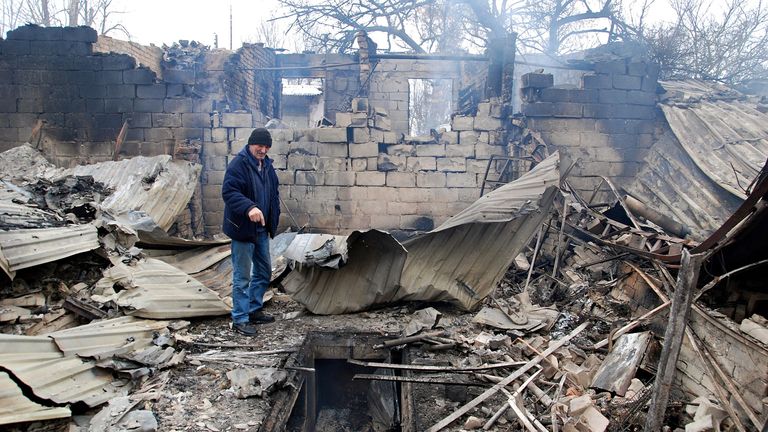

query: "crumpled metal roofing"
left=148, top=244, right=232, bottom=275
left=47, top=316, right=169, bottom=360
left=92, top=258, right=230, bottom=319
left=0, top=334, right=124, bottom=407
left=0, top=371, right=71, bottom=425
left=626, top=80, right=768, bottom=240
left=47, top=155, right=201, bottom=231
left=0, top=224, right=100, bottom=279
left=282, top=153, right=560, bottom=313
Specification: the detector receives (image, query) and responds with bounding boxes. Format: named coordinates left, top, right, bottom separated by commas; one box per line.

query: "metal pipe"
left=623, top=194, right=691, bottom=238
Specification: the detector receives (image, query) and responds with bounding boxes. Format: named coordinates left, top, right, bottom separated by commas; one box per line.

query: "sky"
left=113, top=0, right=283, bottom=48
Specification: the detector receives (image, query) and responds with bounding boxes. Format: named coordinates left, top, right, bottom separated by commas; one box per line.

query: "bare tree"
left=3, top=0, right=126, bottom=36
left=644, top=0, right=768, bottom=85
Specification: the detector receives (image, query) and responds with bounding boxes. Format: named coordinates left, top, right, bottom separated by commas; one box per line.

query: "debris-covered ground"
left=1, top=141, right=767, bottom=432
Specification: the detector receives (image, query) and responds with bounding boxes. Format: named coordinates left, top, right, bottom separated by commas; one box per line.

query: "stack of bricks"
left=244, top=97, right=508, bottom=234
left=520, top=58, right=660, bottom=199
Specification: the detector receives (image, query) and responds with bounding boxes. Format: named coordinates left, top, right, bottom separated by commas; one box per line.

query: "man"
left=222, top=127, right=281, bottom=336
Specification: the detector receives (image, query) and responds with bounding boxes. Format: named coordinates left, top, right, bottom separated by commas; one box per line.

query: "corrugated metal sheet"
left=0, top=182, right=64, bottom=229
left=0, top=334, right=123, bottom=407
left=626, top=80, right=768, bottom=240
left=399, top=152, right=560, bottom=309
left=92, top=258, right=230, bottom=319
left=282, top=153, right=560, bottom=313
left=47, top=155, right=201, bottom=231
left=282, top=230, right=408, bottom=314
left=47, top=316, right=168, bottom=359
left=147, top=244, right=231, bottom=274
left=0, top=224, right=100, bottom=279
left=0, top=371, right=71, bottom=425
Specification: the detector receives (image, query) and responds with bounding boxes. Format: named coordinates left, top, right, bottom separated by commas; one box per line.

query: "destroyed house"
left=0, top=24, right=766, bottom=432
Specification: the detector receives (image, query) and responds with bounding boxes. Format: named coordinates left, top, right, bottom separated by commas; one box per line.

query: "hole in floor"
left=262, top=331, right=409, bottom=432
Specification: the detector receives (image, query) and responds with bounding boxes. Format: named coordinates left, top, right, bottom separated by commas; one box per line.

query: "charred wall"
left=521, top=55, right=660, bottom=199
left=93, top=34, right=164, bottom=79
left=223, top=43, right=278, bottom=116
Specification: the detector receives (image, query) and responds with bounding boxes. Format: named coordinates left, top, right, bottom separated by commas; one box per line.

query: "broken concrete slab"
left=226, top=367, right=288, bottom=399
left=403, top=307, right=441, bottom=336
left=591, top=332, right=652, bottom=396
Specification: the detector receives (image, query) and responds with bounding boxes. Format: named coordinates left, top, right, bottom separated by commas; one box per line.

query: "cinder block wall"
left=93, top=34, right=164, bottom=79
left=521, top=58, right=660, bottom=199
left=224, top=43, right=278, bottom=115
left=223, top=99, right=509, bottom=235
left=368, top=59, right=462, bottom=135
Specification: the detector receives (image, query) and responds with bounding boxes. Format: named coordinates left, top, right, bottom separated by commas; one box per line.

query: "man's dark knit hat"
left=248, top=128, right=272, bottom=147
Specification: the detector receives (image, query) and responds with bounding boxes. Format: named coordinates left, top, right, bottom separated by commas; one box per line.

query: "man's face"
left=249, top=144, right=269, bottom=160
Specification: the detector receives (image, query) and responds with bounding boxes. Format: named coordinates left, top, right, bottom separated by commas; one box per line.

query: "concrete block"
left=582, top=74, right=612, bottom=89
left=595, top=60, right=627, bottom=75
left=439, top=131, right=459, bottom=144
left=373, top=113, right=391, bottom=131
left=627, top=62, right=647, bottom=76
left=447, top=172, right=478, bottom=188
left=203, top=141, right=230, bottom=157
left=63, top=26, right=98, bottom=43
left=137, top=84, right=166, bottom=99
left=79, top=85, right=107, bottom=99
left=182, top=113, right=212, bottom=128
left=641, top=76, right=658, bottom=93
left=430, top=188, right=460, bottom=203
left=416, top=172, right=446, bottom=187
left=93, top=71, right=123, bottom=85
left=445, top=144, right=474, bottom=158
left=406, top=156, right=437, bottom=171
left=295, top=171, right=324, bottom=186
left=316, top=157, right=348, bottom=171
left=316, top=127, right=348, bottom=143
left=521, top=72, right=554, bottom=89
left=163, top=69, right=196, bottom=84
left=371, top=214, right=400, bottom=229
left=610, top=104, right=656, bottom=120
left=378, top=154, right=406, bottom=171
left=579, top=132, right=609, bottom=147
left=123, top=68, right=156, bottom=85
left=598, top=89, right=628, bottom=104
left=415, top=144, right=444, bottom=157
left=437, top=157, right=467, bottom=172
left=350, top=158, right=368, bottom=171
left=350, top=127, right=369, bottom=143
left=221, top=112, right=252, bottom=128
left=386, top=144, right=414, bottom=156
left=349, top=141, right=379, bottom=158
left=106, top=84, right=135, bottom=98
left=276, top=170, right=294, bottom=185
left=459, top=131, right=479, bottom=146
left=133, top=98, right=164, bottom=112
left=287, top=154, right=318, bottom=170
left=522, top=102, right=554, bottom=117
left=474, top=115, right=502, bottom=131
left=174, top=128, right=204, bottom=141
left=144, top=127, right=174, bottom=141
left=475, top=143, right=507, bottom=159
left=539, top=87, right=572, bottom=103
left=452, top=115, right=474, bottom=131
left=210, top=128, right=228, bottom=143
left=324, top=171, right=356, bottom=186
left=351, top=97, right=369, bottom=113
left=582, top=104, right=611, bottom=119
left=127, top=112, right=151, bottom=128
left=387, top=201, right=416, bottom=215
left=358, top=200, right=388, bottom=216
left=553, top=103, right=583, bottom=118
left=316, top=142, right=348, bottom=157
left=612, top=74, right=642, bottom=90
left=627, top=90, right=656, bottom=106
left=381, top=131, right=400, bottom=144
left=101, top=54, right=136, bottom=71
left=356, top=171, right=386, bottom=186
left=386, top=172, right=416, bottom=187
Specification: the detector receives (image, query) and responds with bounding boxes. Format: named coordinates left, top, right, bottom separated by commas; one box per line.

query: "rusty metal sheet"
left=282, top=153, right=560, bottom=313
left=92, top=258, right=230, bottom=319
left=625, top=80, right=768, bottom=241
left=47, top=316, right=169, bottom=360
left=0, top=224, right=100, bottom=279
left=0, top=371, right=71, bottom=425
left=47, top=155, right=201, bottom=231
left=0, top=334, right=124, bottom=407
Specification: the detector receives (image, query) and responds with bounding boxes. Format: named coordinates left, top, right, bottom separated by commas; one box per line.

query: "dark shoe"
left=233, top=322, right=258, bottom=336
left=249, top=310, right=275, bottom=324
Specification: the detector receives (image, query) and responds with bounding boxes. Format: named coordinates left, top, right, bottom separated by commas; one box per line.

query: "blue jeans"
left=231, top=234, right=271, bottom=324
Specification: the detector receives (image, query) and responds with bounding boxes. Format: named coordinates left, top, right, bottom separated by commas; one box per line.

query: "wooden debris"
left=591, top=332, right=652, bottom=396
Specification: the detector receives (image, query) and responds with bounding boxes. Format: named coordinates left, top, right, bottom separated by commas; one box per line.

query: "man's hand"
left=247, top=207, right=265, bottom=226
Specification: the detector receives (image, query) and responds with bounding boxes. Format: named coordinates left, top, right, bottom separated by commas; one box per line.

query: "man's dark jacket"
left=222, top=145, right=280, bottom=241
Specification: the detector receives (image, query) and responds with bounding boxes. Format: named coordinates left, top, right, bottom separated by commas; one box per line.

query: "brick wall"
left=224, top=43, right=278, bottom=117
left=521, top=58, right=660, bottom=199
left=93, top=34, right=164, bottom=79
